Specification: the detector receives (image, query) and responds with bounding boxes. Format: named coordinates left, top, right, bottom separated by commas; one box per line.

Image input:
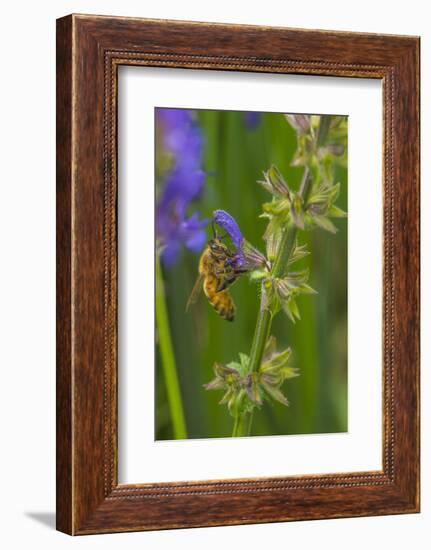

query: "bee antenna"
left=211, top=220, right=218, bottom=239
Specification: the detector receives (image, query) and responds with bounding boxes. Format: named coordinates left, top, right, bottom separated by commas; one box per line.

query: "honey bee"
left=186, top=237, right=246, bottom=321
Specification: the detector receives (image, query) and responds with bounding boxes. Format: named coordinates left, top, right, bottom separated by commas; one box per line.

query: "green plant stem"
left=234, top=115, right=332, bottom=437
left=232, top=414, right=240, bottom=436
left=232, top=411, right=252, bottom=437
left=230, top=225, right=300, bottom=439
left=248, top=168, right=311, bottom=378
left=155, top=255, right=187, bottom=439
left=248, top=225, right=299, bottom=377
left=316, top=114, right=332, bottom=148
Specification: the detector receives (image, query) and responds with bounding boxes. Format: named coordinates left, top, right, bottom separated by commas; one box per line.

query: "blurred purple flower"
left=158, top=109, right=204, bottom=170
left=243, top=111, right=261, bottom=130
left=156, top=108, right=208, bottom=266
left=157, top=211, right=207, bottom=267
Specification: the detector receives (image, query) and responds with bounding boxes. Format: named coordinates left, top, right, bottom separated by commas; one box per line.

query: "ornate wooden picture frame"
left=56, top=14, right=420, bottom=535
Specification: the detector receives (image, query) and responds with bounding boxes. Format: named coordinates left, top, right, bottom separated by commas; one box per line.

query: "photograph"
left=155, top=107, right=348, bottom=440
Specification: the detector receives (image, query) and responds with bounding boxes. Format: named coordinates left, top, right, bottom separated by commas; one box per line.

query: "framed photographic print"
left=56, top=14, right=420, bottom=534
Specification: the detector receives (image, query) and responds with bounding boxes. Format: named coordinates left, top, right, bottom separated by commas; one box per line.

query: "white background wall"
left=0, top=1, right=428, bottom=548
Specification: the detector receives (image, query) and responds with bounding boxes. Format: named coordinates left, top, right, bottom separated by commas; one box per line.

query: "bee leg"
left=221, top=273, right=239, bottom=291
left=214, top=265, right=233, bottom=276
left=215, top=280, right=228, bottom=292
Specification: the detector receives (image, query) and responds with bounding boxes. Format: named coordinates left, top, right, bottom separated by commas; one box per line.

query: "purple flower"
left=156, top=108, right=208, bottom=266
left=213, top=210, right=244, bottom=250
left=243, top=111, right=261, bottom=130
left=158, top=109, right=204, bottom=169
left=159, top=166, right=205, bottom=219
left=213, top=209, right=269, bottom=272
left=157, top=211, right=207, bottom=268
left=213, top=209, right=245, bottom=268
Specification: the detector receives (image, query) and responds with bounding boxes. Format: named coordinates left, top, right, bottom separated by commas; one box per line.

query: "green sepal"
left=287, top=240, right=310, bottom=267
left=328, top=204, right=347, bottom=218
left=227, top=389, right=246, bottom=417
left=290, top=193, right=305, bottom=230
left=310, top=214, right=337, bottom=234
left=238, top=353, right=250, bottom=375
left=309, top=154, right=322, bottom=188
left=262, top=198, right=291, bottom=216
left=261, top=382, right=290, bottom=406
left=308, top=181, right=340, bottom=207
left=244, top=373, right=263, bottom=405
left=249, top=268, right=268, bottom=282
left=261, top=346, right=292, bottom=373
left=282, top=297, right=301, bottom=322
left=258, top=165, right=290, bottom=197
left=263, top=216, right=285, bottom=262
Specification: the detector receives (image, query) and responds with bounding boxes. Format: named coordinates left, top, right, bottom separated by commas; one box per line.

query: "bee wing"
left=186, top=274, right=204, bottom=312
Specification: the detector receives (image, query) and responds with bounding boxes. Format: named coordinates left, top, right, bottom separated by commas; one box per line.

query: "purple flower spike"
left=182, top=213, right=208, bottom=253
left=213, top=210, right=244, bottom=251
left=213, top=210, right=269, bottom=273
left=156, top=108, right=208, bottom=267
left=213, top=210, right=246, bottom=269
left=160, top=212, right=208, bottom=268
left=157, top=108, right=203, bottom=165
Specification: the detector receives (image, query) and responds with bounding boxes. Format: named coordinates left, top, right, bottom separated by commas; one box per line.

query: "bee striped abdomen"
left=203, top=276, right=235, bottom=321
left=186, top=239, right=240, bottom=322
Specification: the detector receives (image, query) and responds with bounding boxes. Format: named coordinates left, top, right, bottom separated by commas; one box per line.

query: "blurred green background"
left=156, top=110, right=347, bottom=440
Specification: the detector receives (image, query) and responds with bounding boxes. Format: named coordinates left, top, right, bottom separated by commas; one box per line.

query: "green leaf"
left=224, top=361, right=241, bottom=373
left=238, top=353, right=250, bottom=374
